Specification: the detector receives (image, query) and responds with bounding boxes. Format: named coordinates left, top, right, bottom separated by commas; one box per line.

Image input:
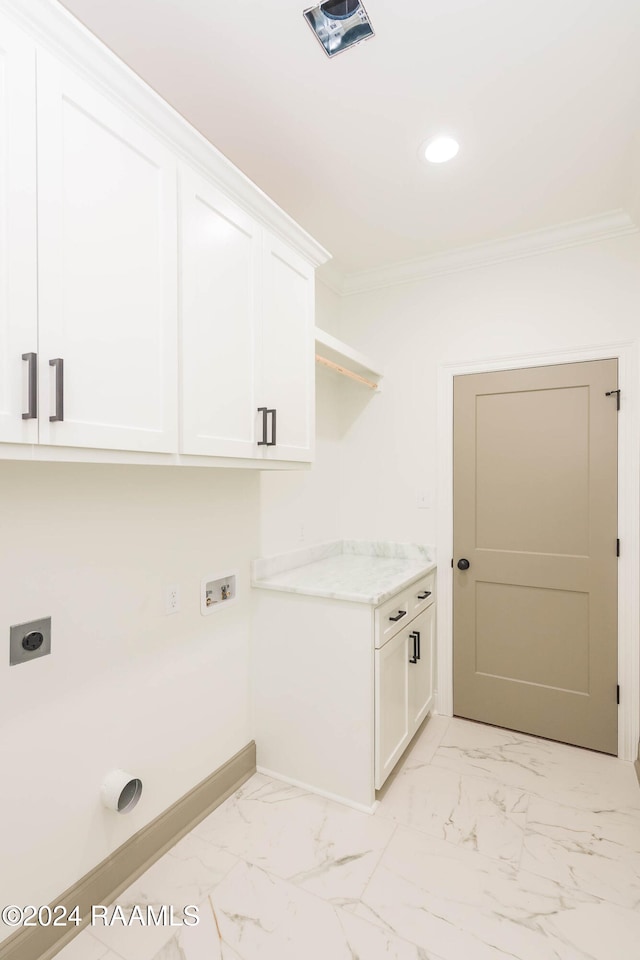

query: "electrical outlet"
left=164, top=584, right=180, bottom=615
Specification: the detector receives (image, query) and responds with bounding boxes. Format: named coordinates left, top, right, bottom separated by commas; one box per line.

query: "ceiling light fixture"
left=423, top=136, right=460, bottom=164
left=303, top=1, right=375, bottom=58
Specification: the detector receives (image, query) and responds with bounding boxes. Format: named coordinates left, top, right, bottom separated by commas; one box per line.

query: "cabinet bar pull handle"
left=49, top=358, right=64, bottom=422
left=257, top=407, right=268, bottom=445
left=22, top=352, right=38, bottom=420
left=411, top=630, right=421, bottom=660
left=268, top=408, right=277, bottom=446
left=409, top=631, right=417, bottom=664
left=389, top=610, right=406, bottom=622
left=417, top=591, right=431, bottom=600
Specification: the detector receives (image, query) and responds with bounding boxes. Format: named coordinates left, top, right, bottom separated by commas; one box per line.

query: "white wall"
left=631, top=135, right=640, bottom=228
left=259, top=281, right=346, bottom=555
left=337, top=232, right=640, bottom=749
left=3, top=237, right=638, bottom=929
left=337, top=233, right=640, bottom=544
left=0, top=461, right=258, bottom=935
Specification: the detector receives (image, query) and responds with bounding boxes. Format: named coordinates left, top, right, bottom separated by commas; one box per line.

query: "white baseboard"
left=256, top=766, right=377, bottom=815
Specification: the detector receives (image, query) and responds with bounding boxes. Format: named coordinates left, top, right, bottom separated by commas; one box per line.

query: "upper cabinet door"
left=180, top=167, right=260, bottom=458
left=0, top=14, right=37, bottom=444
left=259, top=233, right=315, bottom=463
left=36, top=53, right=178, bottom=452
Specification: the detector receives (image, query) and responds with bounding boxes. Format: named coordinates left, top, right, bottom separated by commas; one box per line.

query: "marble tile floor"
left=55, top=716, right=640, bottom=960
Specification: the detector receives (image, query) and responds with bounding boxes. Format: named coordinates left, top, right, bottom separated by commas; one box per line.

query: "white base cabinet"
left=253, top=571, right=436, bottom=810
left=375, top=603, right=435, bottom=789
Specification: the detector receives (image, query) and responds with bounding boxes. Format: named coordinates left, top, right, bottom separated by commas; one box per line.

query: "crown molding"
left=316, top=261, right=347, bottom=296
left=331, top=210, right=639, bottom=297
left=1, top=0, right=330, bottom=268
left=6, top=3, right=636, bottom=287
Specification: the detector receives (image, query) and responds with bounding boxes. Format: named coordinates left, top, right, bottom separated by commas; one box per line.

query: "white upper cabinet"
left=0, top=2, right=327, bottom=464
left=259, top=234, right=315, bottom=462
left=180, top=167, right=260, bottom=458
left=36, top=53, right=178, bottom=452
left=180, top=171, right=315, bottom=463
left=0, top=13, right=37, bottom=444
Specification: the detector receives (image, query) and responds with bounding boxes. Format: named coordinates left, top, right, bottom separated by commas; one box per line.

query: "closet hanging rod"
left=315, top=353, right=379, bottom=390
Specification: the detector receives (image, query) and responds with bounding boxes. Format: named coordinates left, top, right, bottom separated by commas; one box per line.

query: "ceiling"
left=58, top=0, right=640, bottom=277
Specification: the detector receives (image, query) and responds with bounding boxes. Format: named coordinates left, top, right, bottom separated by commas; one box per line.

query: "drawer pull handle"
left=417, top=591, right=431, bottom=600
left=389, top=610, right=406, bottom=622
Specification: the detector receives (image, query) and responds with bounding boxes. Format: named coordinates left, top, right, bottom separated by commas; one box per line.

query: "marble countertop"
left=251, top=540, right=436, bottom=605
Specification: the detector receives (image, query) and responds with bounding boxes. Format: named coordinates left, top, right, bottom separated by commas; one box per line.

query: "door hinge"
left=605, top=389, right=621, bottom=411
left=616, top=538, right=620, bottom=558
left=617, top=684, right=620, bottom=705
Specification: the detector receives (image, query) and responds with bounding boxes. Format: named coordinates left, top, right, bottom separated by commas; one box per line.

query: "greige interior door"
left=453, top=360, right=618, bottom=754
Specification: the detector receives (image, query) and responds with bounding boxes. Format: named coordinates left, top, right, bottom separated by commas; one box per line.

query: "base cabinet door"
left=0, top=14, right=37, bottom=444
left=375, top=628, right=411, bottom=789
left=408, top=606, right=435, bottom=730
left=36, top=53, right=178, bottom=452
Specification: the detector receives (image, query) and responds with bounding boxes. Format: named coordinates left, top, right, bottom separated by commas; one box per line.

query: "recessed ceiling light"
left=423, top=136, right=459, bottom=164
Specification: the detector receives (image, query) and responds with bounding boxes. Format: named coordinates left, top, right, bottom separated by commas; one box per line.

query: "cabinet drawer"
left=407, top=571, right=436, bottom=619
left=375, top=589, right=410, bottom=649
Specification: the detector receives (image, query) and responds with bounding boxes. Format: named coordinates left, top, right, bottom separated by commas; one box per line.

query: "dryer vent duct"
left=303, top=1, right=375, bottom=58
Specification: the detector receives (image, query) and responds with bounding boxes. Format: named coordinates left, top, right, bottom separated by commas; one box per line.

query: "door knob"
left=457, top=558, right=470, bottom=570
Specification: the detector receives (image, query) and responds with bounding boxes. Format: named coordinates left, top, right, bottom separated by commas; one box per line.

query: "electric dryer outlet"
left=10, top=617, right=52, bottom=666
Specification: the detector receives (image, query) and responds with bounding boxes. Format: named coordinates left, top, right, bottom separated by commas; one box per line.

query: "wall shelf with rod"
left=315, top=327, right=383, bottom=391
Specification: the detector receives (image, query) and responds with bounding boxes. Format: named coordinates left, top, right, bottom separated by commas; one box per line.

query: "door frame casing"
left=436, top=341, right=640, bottom=761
